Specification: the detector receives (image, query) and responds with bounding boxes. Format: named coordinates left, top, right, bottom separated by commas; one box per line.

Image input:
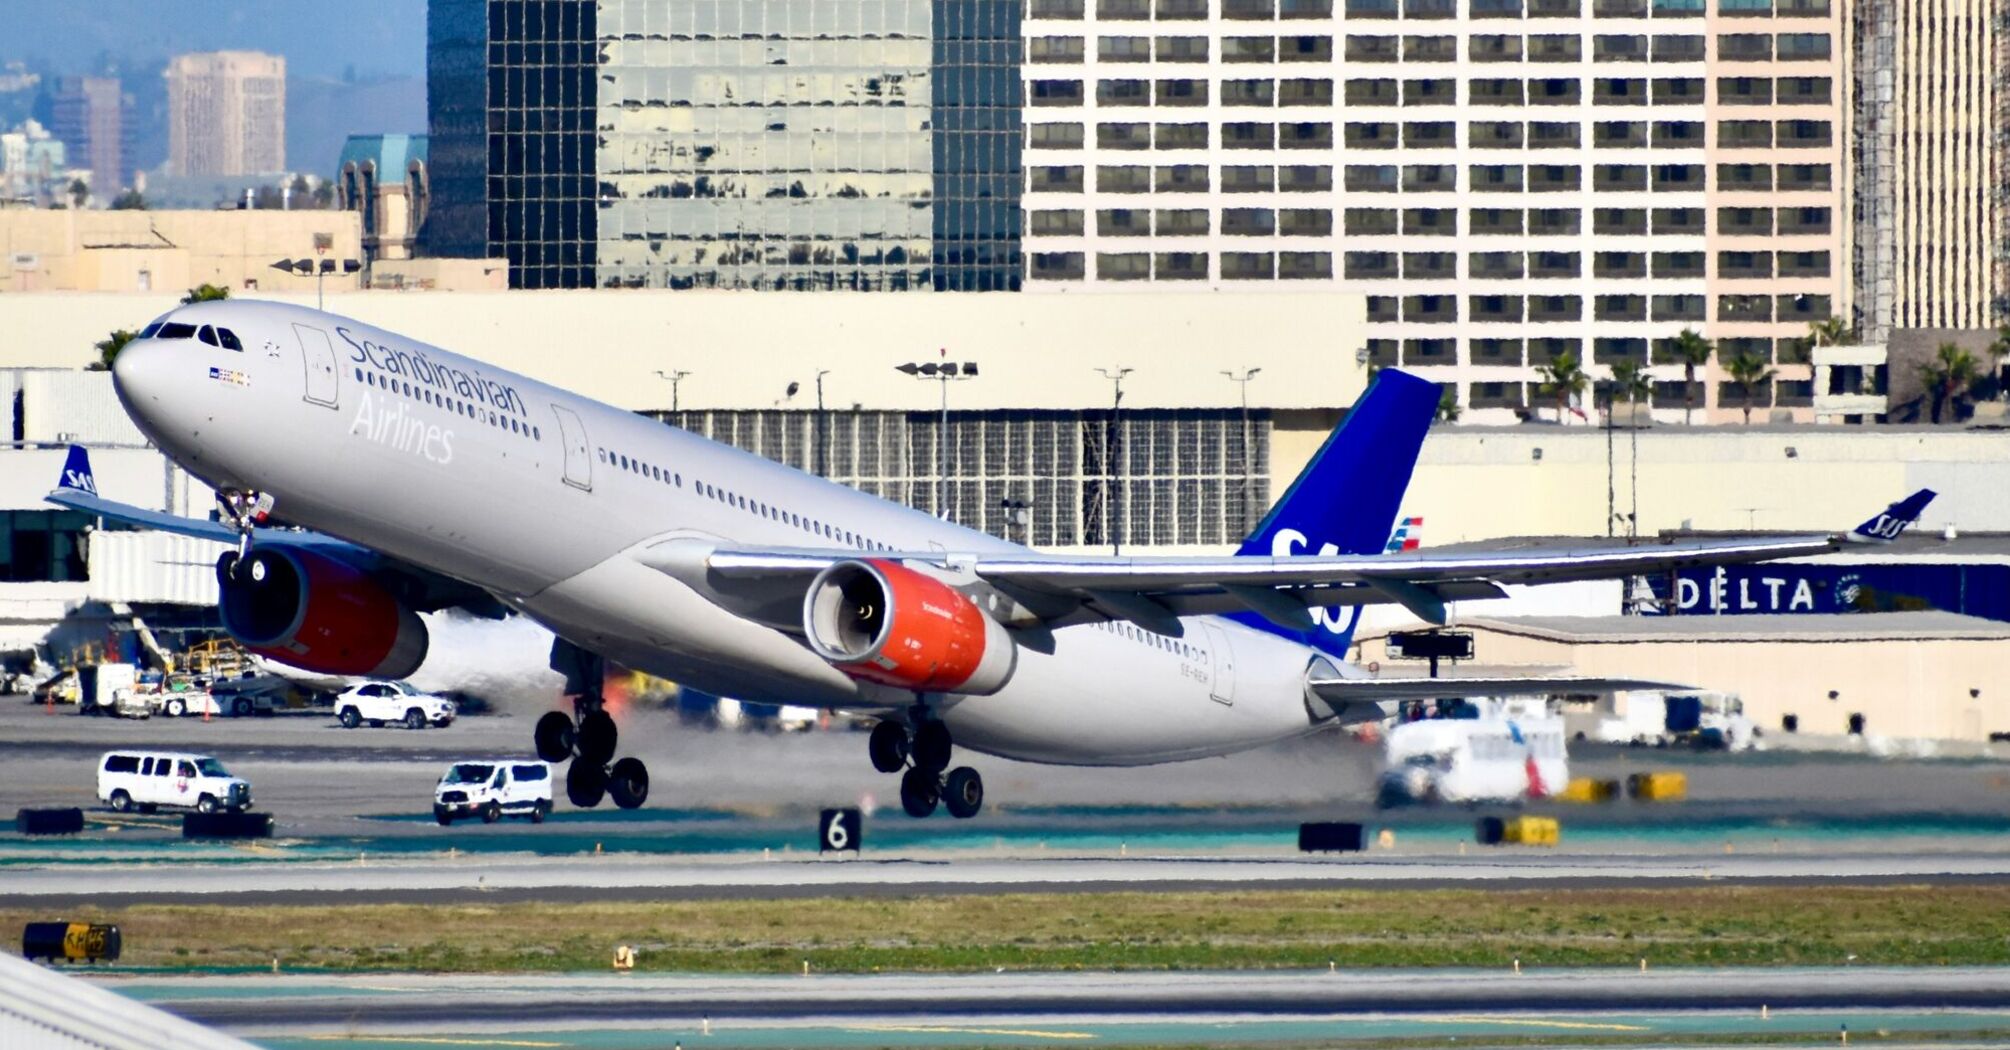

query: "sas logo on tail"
left=62, top=468, right=96, bottom=495
left=1384, top=517, right=1423, bottom=553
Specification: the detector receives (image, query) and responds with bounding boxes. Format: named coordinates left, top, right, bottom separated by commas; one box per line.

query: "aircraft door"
left=1200, top=621, right=1236, bottom=705
left=551, top=404, right=592, bottom=491
left=293, top=324, right=339, bottom=408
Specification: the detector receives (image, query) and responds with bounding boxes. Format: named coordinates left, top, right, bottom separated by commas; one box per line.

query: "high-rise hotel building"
left=1018, top=0, right=1848, bottom=420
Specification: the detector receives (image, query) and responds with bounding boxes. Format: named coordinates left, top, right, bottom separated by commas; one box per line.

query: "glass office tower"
left=429, top=0, right=1022, bottom=291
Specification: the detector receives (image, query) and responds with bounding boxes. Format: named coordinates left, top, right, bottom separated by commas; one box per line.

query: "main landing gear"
left=538, top=640, right=650, bottom=810
left=870, top=718, right=983, bottom=819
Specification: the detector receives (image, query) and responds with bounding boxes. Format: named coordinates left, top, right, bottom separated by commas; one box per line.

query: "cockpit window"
left=139, top=323, right=162, bottom=339
left=155, top=323, right=197, bottom=341
left=218, top=329, right=244, bottom=351
left=198, top=326, right=220, bottom=347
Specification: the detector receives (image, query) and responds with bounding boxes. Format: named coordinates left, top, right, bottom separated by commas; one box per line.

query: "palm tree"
left=1435, top=386, right=1461, bottom=423
left=91, top=329, right=137, bottom=372
left=67, top=178, right=87, bottom=209
left=1667, top=328, right=1714, bottom=425
left=1807, top=316, right=1854, bottom=348
left=181, top=284, right=231, bottom=305
left=1609, top=361, right=1652, bottom=538
left=1919, top=342, right=1980, bottom=424
left=1537, top=349, right=1588, bottom=423
left=1722, top=350, right=1777, bottom=425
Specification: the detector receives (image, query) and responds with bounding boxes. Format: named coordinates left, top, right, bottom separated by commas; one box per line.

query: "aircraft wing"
left=688, top=533, right=1836, bottom=630
left=46, top=445, right=506, bottom=617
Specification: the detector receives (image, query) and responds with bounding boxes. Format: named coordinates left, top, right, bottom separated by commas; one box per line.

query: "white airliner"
left=57, top=300, right=1931, bottom=818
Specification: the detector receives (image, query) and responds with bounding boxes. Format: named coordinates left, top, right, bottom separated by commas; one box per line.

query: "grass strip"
left=7, top=884, right=2009, bottom=974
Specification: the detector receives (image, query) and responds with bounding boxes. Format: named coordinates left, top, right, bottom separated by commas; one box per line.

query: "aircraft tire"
left=911, top=721, right=953, bottom=774
left=567, top=761, right=608, bottom=809
left=578, top=710, right=618, bottom=766
left=868, top=721, right=909, bottom=773
left=944, top=767, right=983, bottom=819
left=609, top=757, right=650, bottom=810
left=534, top=711, right=576, bottom=762
left=900, top=767, right=940, bottom=818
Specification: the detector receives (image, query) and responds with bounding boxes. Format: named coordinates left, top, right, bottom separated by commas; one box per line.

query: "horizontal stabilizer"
left=1309, top=673, right=1682, bottom=706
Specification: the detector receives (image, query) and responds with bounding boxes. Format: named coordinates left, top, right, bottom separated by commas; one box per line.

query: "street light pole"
left=654, top=370, right=691, bottom=414
left=1222, top=367, right=1262, bottom=535
left=1097, top=366, right=1133, bottom=556
left=814, top=369, right=831, bottom=478
left=895, top=359, right=977, bottom=521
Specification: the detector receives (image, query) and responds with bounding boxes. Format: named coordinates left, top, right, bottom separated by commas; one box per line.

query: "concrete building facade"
left=1017, top=0, right=1848, bottom=423
left=0, top=211, right=362, bottom=295
left=337, top=134, right=430, bottom=263
left=1850, top=0, right=2005, bottom=341
left=165, top=51, right=286, bottom=177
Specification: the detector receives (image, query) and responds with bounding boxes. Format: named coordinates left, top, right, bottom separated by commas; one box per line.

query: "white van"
left=97, top=751, right=253, bottom=814
left=433, top=760, right=552, bottom=825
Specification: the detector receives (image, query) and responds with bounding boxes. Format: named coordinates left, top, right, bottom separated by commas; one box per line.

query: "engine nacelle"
left=803, top=559, right=1016, bottom=695
left=216, top=547, right=429, bottom=679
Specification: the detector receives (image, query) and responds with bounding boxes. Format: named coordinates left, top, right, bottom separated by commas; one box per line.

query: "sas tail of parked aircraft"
left=1848, top=488, right=1937, bottom=543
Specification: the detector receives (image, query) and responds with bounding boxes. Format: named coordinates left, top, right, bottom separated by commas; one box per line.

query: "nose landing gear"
left=874, top=716, right=983, bottom=819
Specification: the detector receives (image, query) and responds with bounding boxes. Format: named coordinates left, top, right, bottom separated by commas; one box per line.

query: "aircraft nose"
left=110, top=337, right=170, bottom=404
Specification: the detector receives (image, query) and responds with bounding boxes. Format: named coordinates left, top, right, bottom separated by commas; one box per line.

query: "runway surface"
left=8, top=847, right=2010, bottom=906
left=89, top=968, right=2010, bottom=1049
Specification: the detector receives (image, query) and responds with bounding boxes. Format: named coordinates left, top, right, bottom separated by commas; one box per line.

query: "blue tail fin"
left=1847, top=488, right=1936, bottom=543
left=1228, top=369, right=1440, bottom=658
left=58, top=445, right=98, bottom=496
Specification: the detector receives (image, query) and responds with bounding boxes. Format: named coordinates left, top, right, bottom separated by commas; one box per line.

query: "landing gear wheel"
left=944, top=767, right=984, bottom=819
left=608, top=757, right=650, bottom=810
left=900, top=767, right=941, bottom=818
left=912, top=721, right=953, bottom=774
left=534, top=711, right=576, bottom=762
left=578, top=710, right=618, bottom=765
left=567, top=761, right=608, bottom=809
left=868, top=721, right=910, bottom=773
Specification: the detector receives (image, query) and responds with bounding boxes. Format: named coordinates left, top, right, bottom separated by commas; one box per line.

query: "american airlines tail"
left=1229, top=368, right=1441, bottom=659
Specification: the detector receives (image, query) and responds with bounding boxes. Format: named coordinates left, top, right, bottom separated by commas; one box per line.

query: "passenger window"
left=178, top=760, right=196, bottom=777
left=218, top=329, right=244, bottom=351
left=198, top=326, right=221, bottom=347
left=513, top=764, right=547, bottom=781
left=153, top=759, right=171, bottom=777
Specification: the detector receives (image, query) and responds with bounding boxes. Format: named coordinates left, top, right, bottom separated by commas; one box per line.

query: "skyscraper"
left=424, top=0, right=1023, bottom=291
left=165, top=51, right=287, bottom=177
left=49, top=76, right=127, bottom=194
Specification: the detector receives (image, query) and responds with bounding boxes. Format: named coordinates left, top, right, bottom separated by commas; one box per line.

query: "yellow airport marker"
left=849, top=1025, right=1096, bottom=1040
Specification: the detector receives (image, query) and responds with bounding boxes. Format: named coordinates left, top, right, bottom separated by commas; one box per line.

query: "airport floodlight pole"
left=1097, top=367, right=1134, bottom=555
left=896, top=358, right=978, bottom=520
left=814, top=369, right=831, bottom=477
left=269, top=257, right=360, bottom=313
left=1223, top=368, right=1262, bottom=535
left=654, top=370, right=691, bottom=414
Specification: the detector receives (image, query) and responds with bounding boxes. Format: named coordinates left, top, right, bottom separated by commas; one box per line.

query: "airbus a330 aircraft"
left=59, top=300, right=1934, bottom=818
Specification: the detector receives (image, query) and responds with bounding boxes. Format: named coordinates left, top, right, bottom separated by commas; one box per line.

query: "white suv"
left=433, top=761, right=552, bottom=825
left=98, top=751, right=253, bottom=814
left=335, top=681, right=456, bottom=729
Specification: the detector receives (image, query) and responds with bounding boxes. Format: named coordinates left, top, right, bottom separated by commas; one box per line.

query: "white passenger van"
left=433, top=760, right=552, bottom=825
left=97, top=751, right=253, bottom=813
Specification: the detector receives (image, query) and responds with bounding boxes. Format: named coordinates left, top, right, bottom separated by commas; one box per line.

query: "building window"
left=1278, top=252, right=1332, bottom=279
left=1098, top=252, right=1151, bottom=281
left=1594, top=251, right=1646, bottom=279
left=1594, top=121, right=1648, bottom=148
left=1469, top=251, right=1524, bottom=278
left=1595, top=208, right=1647, bottom=235
left=1224, top=79, right=1278, bottom=106
left=1031, top=123, right=1086, bottom=150
left=1099, top=36, right=1152, bottom=61
left=1347, top=251, right=1401, bottom=279
left=1471, top=294, right=1526, bottom=323
left=1098, top=208, right=1151, bottom=236
left=1031, top=80, right=1086, bottom=106
left=1030, top=210, right=1085, bottom=235
left=1223, top=36, right=1277, bottom=61
left=1155, top=164, right=1211, bottom=192
left=1098, top=122, right=1151, bottom=150
left=1527, top=295, right=1582, bottom=322
left=1225, top=165, right=1280, bottom=192
left=1653, top=250, right=1705, bottom=277
left=1157, top=208, right=1211, bottom=235
left=1597, top=294, right=1647, bottom=322
left=1404, top=207, right=1457, bottom=235
left=1226, top=122, right=1278, bottom=150
left=1030, top=253, right=1087, bottom=279
left=1346, top=208, right=1397, bottom=235
left=1097, top=166, right=1151, bottom=193
left=1653, top=206, right=1704, bottom=234
left=1652, top=76, right=1705, bottom=103
left=1156, top=79, right=1209, bottom=106
left=1280, top=122, right=1334, bottom=148
left=1221, top=252, right=1275, bottom=280
left=1031, top=37, right=1088, bottom=62
left=1029, top=166, right=1085, bottom=192
left=1155, top=252, right=1209, bottom=280
left=1224, top=208, right=1278, bottom=236
left=1156, top=123, right=1209, bottom=148
left=1652, top=294, right=1707, bottom=321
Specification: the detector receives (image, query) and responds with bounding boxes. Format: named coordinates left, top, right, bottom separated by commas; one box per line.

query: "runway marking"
left=847, top=1025, right=1097, bottom=1040
left=1432, top=1016, right=1650, bottom=1032
left=299, top=1029, right=566, bottom=1037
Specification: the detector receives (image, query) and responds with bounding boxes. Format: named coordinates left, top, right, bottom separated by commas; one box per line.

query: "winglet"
left=57, top=444, right=98, bottom=496
left=1847, top=488, right=1936, bottom=543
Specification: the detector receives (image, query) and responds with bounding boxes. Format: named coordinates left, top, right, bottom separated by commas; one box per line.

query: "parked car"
left=433, top=760, right=551, bottom=825
left=97, top=751, right=253, bottom=814
left=334, top=681, right=456, bottom=729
